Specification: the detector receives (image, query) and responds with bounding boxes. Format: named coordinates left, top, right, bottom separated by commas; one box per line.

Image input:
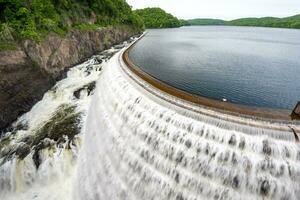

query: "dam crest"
left=74, top=43, right=300, bottom=200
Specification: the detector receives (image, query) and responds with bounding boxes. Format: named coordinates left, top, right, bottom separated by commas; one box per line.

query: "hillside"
left=188, top=18, right=225, bottom=25
left=226, top=15, right=300, bottom=28
left=186, top=15, right=300, bottom=29
left=0, top=0, right=143, bottom=44
left=134, top=7, right=183, bottom=28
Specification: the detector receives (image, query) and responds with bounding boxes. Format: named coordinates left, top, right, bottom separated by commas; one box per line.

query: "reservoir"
left=129, top=26, right=300, bottom=110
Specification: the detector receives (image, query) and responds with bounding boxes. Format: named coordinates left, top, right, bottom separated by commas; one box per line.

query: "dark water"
left=129, top=26, right=300, bottom=110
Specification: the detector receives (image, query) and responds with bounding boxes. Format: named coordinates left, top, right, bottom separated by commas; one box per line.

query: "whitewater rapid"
left=74, top=46, right=300, bottom=200
left=0, top=40, right=132, bottom=200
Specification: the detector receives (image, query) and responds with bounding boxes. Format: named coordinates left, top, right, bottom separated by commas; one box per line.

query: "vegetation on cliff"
left=134, top=7, right=185, bottom=28
left=186, top=15, right=300, bottom=29
left=0, top=0, right=144, bottom=43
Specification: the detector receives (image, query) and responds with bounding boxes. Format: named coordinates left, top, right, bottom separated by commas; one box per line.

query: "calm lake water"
left=129, top=26, right=300, bottom=110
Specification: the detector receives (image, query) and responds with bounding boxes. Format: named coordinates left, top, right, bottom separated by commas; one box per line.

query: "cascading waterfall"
left=74, top=47, right=300, bottom=200
left=0, top=40, right=133, bottom=200
left=1, top=36, right=300, bottom=200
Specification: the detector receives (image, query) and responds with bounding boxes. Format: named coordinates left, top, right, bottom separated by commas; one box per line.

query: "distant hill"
left=134, top=7, right=184, bottom=28
left=187, top=18, right=225, bottom=25
left=186, top=15, right=300, bottom=29
left=226, top=15, right=300, bottom=28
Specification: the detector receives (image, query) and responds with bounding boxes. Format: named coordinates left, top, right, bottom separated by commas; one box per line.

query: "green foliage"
left=134, top=7, right=182, bottom=28
left=0, top=0, right=143, bottom=42
left=186, top=15, right=300, bottom=29
left=0, top=23, right=17, bottom=50
left=0, top=23, right=14, bottom=41
left=187, top=19, right=225, bottom=26
left=179, top=19, right=190, bottom=26
left=226, top=15, right=300, bottom=29
left=0, top=42, right=17, bottom=51
left=73, top=23, right=102, bottom=31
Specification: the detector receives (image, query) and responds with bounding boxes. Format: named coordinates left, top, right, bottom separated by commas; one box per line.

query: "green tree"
left=0, top=0, right=144, bottom=42
left=134, top=7, right=182, bottom=28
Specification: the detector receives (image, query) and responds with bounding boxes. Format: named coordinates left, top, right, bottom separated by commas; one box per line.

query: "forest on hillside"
left=134, top=7, right=185, bottom=28
left=188, top=19, right=225, bottom=26
left=187, top=15, right=300, bottom=29
left=0, top=0, right=144, bottom=42
left=227, top=15, right=300, bottom=28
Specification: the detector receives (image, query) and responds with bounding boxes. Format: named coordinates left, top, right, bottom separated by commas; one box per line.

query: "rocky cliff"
left=0, top=26, right=138, bottom=130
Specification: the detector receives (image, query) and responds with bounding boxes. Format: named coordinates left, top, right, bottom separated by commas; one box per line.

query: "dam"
left=74, top=37, right=300, bottom=199
left=1, top=35, right=300, bottom=200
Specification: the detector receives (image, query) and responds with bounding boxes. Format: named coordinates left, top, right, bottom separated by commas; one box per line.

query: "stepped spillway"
left=74, top=45, right=300, bottom=200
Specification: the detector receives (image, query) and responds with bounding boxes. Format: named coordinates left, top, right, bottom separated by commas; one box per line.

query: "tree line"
left=133, top=7, right=186, bottom=28
left=186, top=15, right=300, bottom=29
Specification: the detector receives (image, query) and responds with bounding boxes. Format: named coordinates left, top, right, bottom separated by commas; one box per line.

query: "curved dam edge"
left=123, top=33, right=299, bottom=121
left=74, top=41, right=300, bottom=200
left=119, top=34, right=300, bottom=140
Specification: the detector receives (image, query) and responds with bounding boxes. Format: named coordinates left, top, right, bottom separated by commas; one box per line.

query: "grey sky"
left=126, top=0, right=300, bottom=20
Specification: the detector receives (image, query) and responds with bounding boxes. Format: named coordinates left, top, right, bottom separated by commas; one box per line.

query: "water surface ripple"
left=129, top=26, right=300, bottom=110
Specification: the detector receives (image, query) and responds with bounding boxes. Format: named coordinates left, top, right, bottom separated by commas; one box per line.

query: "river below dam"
left=0, top=39, right=134, bottom=200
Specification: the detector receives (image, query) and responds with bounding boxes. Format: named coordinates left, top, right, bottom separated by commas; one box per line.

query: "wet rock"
left=87, top=81, right=96, bottom=95
left=15, top=144, right=31, bottom=159
left=3, top=121, right=29, bottom=135
left=33, top=104, right=81, bottom=144
left=0, top=104, right=82, bottom=166
left=73, top=89, right=83, bottom=99
left=94, top=55, right=103, bottom=64
left=32, top=150, right=41, bottom=169
left=73, top=81, right=96, bottom=99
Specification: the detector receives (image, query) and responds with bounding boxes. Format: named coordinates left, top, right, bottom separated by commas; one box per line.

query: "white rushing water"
left=74, top=47, right=300, bottom=200
left=1, top=36, right=300, bottom=200
left=0, top=40, right=132, bottom=200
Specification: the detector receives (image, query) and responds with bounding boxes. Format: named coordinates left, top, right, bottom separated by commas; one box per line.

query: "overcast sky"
left=126, top=0, right=300, bottom=20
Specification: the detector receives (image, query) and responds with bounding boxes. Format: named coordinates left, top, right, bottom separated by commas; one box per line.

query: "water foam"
left=74, top=48, right=300, bottom=200
left=0, top=41, right=130, bottom=200
left=1, top=37, right=299, bottom=200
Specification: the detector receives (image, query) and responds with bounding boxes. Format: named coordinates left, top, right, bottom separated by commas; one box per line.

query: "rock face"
left=0, top=26, right=138, bottom=130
